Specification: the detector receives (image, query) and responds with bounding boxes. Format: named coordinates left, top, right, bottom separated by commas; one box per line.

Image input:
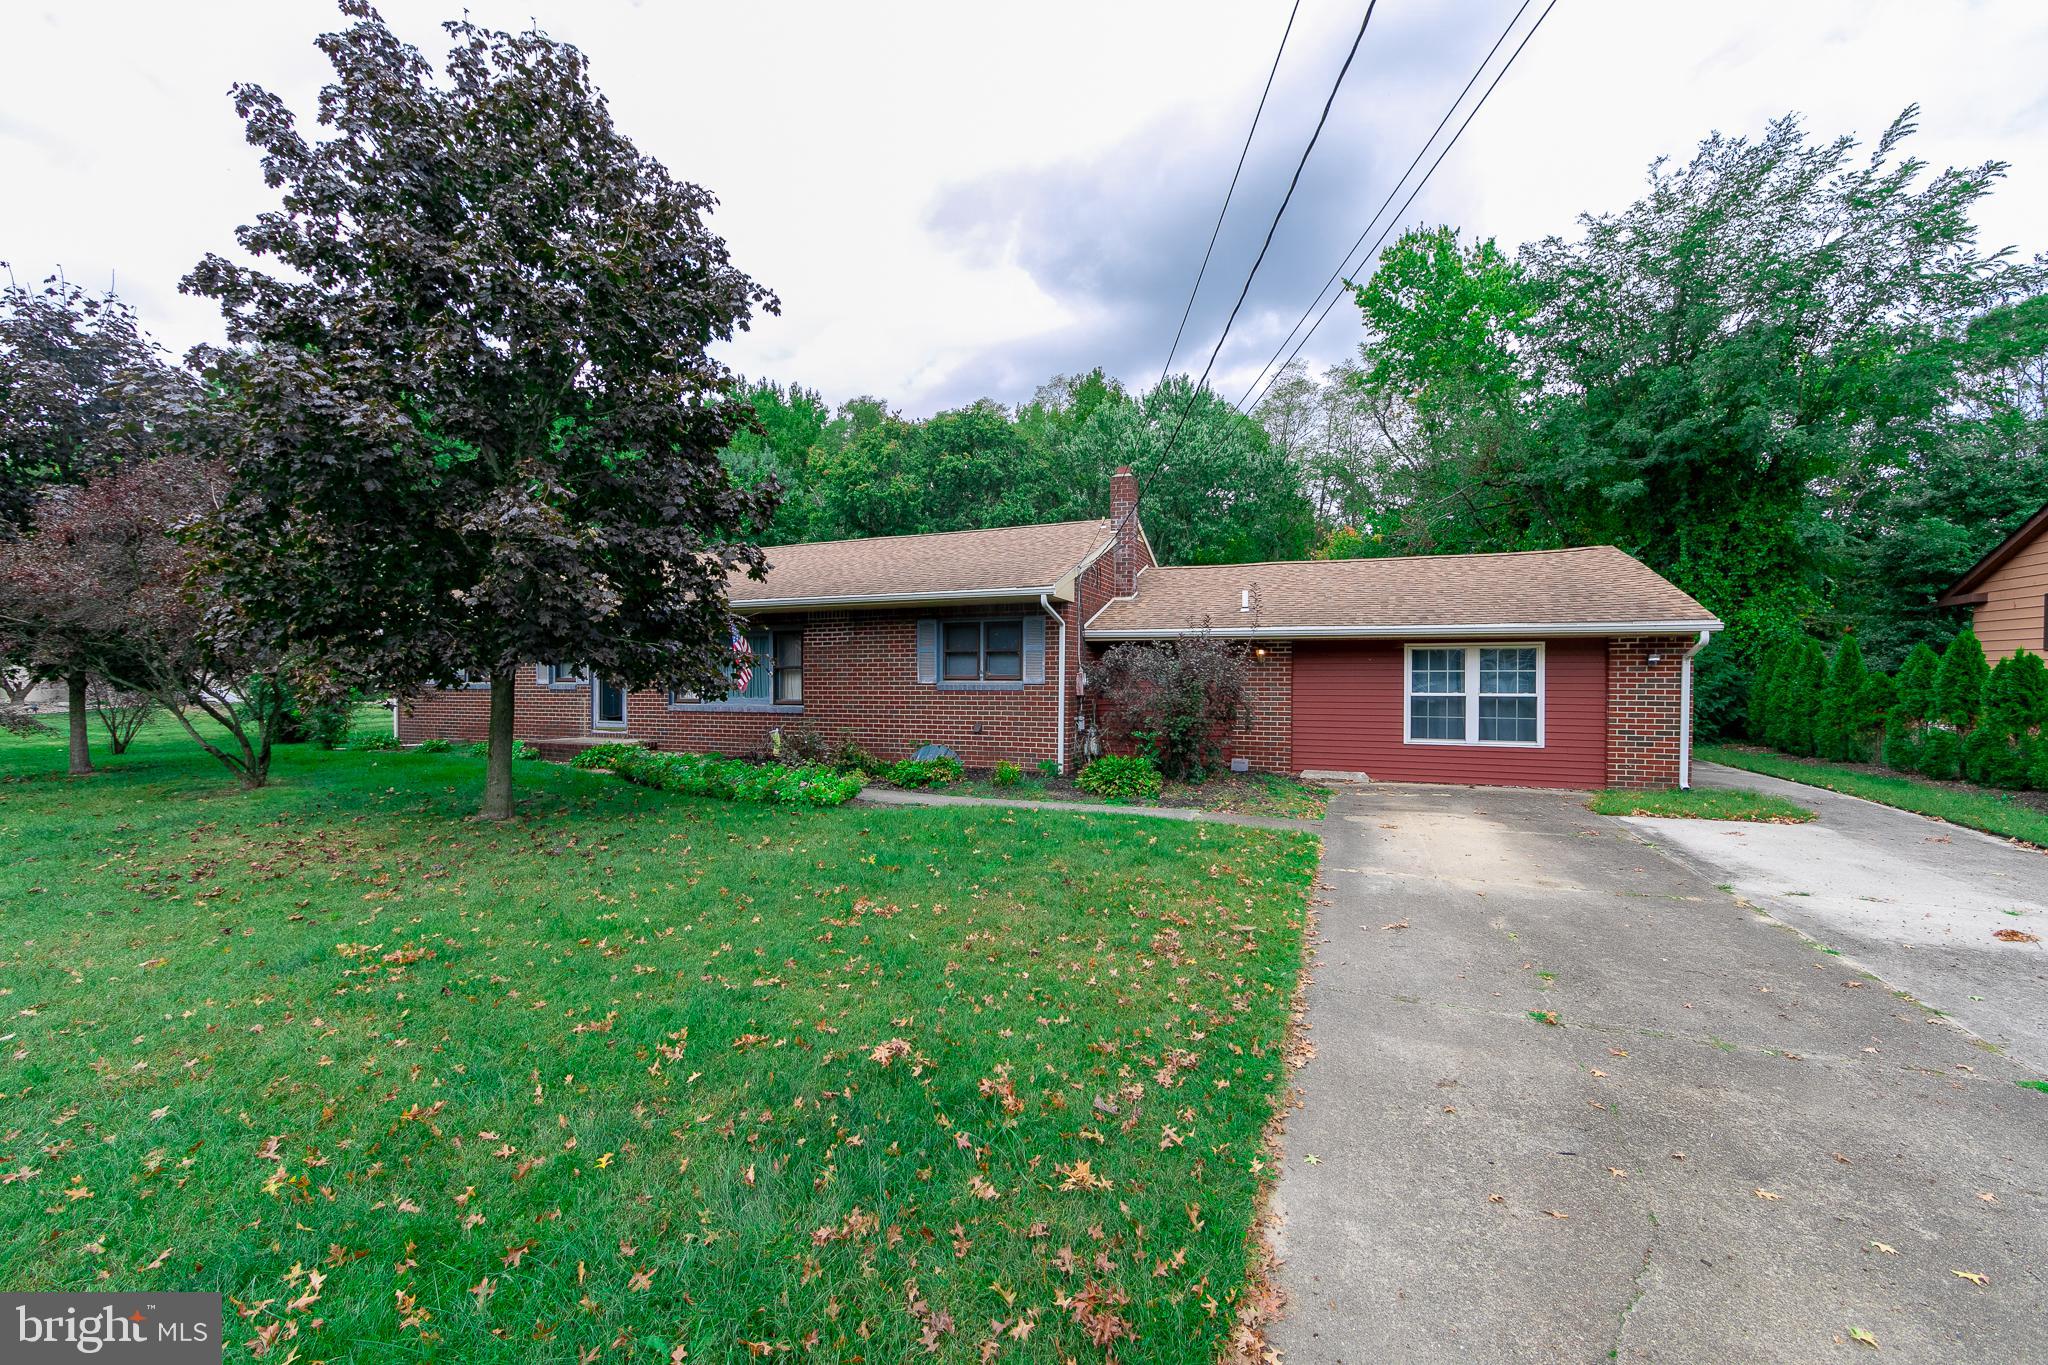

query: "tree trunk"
left=480, top=668, right=516, bottom=819
left=67, top=672, right=92, bottom=776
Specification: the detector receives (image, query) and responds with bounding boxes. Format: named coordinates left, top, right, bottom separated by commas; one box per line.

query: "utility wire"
left=1157, top=0, right=1379, bottom=462
left=1230, top=0, right=1535, bottom=411
left=1238, top=0, right=1560, bottom=415
left=1157, top=0, right=1303, bottom=388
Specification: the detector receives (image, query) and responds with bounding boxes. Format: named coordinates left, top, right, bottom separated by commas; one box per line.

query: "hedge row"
left=1748, top=628, right=2048, bottom=790
left=569, top=743, right=865, bottom=807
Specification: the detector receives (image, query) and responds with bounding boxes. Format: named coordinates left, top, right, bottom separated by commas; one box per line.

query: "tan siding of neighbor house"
left=1970, top=531, right=2048, bottom=663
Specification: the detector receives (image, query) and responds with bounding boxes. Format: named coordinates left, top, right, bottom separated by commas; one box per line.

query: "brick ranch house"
left=398, top=468, right=1722, bottom=789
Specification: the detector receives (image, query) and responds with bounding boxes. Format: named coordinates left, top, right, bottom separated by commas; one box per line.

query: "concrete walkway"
left=1269, top=782, right=2047, bottom=1364
left=1647, top=761, right=2048, bottom=1070
left=854, top=785, right=1323, bottom=832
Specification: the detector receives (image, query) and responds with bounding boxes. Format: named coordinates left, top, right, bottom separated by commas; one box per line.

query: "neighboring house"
left=397, top=467, right=1723, bottom=789
left=1938, top=500, right=2048, bottom=663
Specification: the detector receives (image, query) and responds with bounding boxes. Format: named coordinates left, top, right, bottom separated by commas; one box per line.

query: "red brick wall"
left=396, top=668, right=587, bottom=745
left=396, top=604, right=1082, bottom=771
left=1604, top=635, right=1690, bottom=789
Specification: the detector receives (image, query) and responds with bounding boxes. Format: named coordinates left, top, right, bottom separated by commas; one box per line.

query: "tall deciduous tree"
left=184, top=2, right=779, bottom=818
left=0, top=273, right=191, bottom=771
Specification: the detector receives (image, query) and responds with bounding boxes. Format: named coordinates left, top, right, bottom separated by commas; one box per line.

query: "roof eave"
left=734, top=584, right=1075, bottom=612
left=1083, top=619, right=1725, bottom=641
left=1941, top=502, right=2048, bottom=600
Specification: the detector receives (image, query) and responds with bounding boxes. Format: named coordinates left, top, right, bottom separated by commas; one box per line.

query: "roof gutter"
left=1039, top=593, right=1068, bottom=774
left=734, top=584, right=1074, bottom=611
left=1679, top=629, right=1712, bottom=790
left=1085, top=619, right=1725, bottom=641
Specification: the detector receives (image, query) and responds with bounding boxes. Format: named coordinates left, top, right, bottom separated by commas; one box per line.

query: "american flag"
left=730, top=627, right=754, bottom=692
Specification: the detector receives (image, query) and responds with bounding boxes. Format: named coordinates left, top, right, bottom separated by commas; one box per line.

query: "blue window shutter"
left=916, top=619, right=938, bottom=684
left=1022, top=615, right=1046, bottom=685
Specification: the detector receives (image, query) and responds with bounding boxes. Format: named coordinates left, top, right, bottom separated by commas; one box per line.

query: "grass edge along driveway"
left=1697, top=743, right=2048, bottom=849
left=0, top=723, right=1318, bottom=1364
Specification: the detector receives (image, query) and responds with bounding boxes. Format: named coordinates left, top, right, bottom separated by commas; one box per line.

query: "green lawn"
left=1698, top=744, right=2048, bottom=849
left=932, top=771, right=1332, bottom=822
left=1587, top=786, right=1816, bottom=822
left=0, top=720, right=1317, bottom=1362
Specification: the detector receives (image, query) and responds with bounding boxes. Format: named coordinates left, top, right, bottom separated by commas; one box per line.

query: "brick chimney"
left=1108, top=465, right=1143, bottom=596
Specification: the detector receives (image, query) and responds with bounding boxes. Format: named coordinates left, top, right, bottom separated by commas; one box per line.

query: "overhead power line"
left=1157, top=0, right=1303, bottom=389
left=1157, top=0, right=1379, bottom=462
left=1236, top=0, right=1561, bottom=415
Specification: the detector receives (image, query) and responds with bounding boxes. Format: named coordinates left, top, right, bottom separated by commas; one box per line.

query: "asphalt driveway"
left=1268, top=782, right=2048, bottom=1364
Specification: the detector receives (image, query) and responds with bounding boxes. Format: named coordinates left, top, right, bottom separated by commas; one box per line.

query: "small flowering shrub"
left=569, top=744, right=863, bottom=807
left=991, top=760, right=1022, bottom=787
left=885, top=756, right=964, bottom=788
left=1077, top=753, right=1162, bottom=803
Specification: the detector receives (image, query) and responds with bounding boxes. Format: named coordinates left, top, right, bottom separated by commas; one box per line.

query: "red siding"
left=1289, top=639, right=1609, bottom=789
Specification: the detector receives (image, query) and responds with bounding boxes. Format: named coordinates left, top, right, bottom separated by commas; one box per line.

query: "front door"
left=593, top=679, right=627, bottom=730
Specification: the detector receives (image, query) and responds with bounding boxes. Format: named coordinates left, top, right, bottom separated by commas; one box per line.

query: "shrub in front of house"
left=414, top=737, right=453, bottom=753
left=1092, top=632, right=1251, bottom=779
left=1077, top=753, right=1163, bottom=803
left=885, top=755, right=964, bottom=788
left=569, top=744, right=863, bottom=807
left=992, top=760, right=1022, bottom=787
left=347, top=732, right=403, bottom=752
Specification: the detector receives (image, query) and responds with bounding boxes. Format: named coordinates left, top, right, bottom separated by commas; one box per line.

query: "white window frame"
left=1402, top=642, right=1546, bottom=748
left=667, top=628, right=803, bottom=712
left=542, top=662, right=584, bottom=688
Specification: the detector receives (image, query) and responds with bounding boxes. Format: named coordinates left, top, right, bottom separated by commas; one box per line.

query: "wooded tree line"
left=734, top=110, right=2048, bottom=738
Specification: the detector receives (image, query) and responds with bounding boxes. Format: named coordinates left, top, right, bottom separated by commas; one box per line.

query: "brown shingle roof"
left=1085, top=546, right=1719, bottom=636
left=730, top=518, right=1113, bottom=606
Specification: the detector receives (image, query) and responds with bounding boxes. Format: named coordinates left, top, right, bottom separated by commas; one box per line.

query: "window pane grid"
left=1409, top=645, right=1539, bottom=745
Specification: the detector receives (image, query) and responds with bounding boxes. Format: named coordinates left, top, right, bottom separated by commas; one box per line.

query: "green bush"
left=513, top=740, right=541, bottom=761
left=1884, top=641, right=1940, bottom=771
left=1963, top=650, right=2048, bottom=788
left=346, top=733, right=403, bottom=752
left=1935, top=627, right=1988, bottom=728
left=1817, top=634, right=1872, bottom=762
left=1077, top=753, right=1163, bottom=803
left=992, top=760, right=1022, bottom=787
left=1917, top=726, right=1962, bottom=781
left=414, top=737, right=453, bottom=753
left=1036, top=759, right=1060, bottom=778
left=570, top=744, right=863, bottom=807
left=828, top=741, right=886, bottom=776
left=885, top=756, right=964, bottom=788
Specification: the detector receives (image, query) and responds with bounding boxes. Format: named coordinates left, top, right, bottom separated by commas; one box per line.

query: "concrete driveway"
left=1269, top=782, right=2047, bottom=1364
left=1649, top=761, right=2048, bottom=1070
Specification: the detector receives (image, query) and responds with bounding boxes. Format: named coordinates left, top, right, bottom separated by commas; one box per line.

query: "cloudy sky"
left=6, top=1, right=2045, bottom=417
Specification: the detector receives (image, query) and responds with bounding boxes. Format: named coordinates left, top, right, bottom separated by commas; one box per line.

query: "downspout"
left=1679, top=630, right=1711, bottom=789
left=1039, top=593, right=1068, bottom=774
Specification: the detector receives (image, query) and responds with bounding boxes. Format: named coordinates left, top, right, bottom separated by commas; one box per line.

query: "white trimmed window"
left=1404, top=643, right=1544, bottom=746
left=668, top=628, right=802, bottom=708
